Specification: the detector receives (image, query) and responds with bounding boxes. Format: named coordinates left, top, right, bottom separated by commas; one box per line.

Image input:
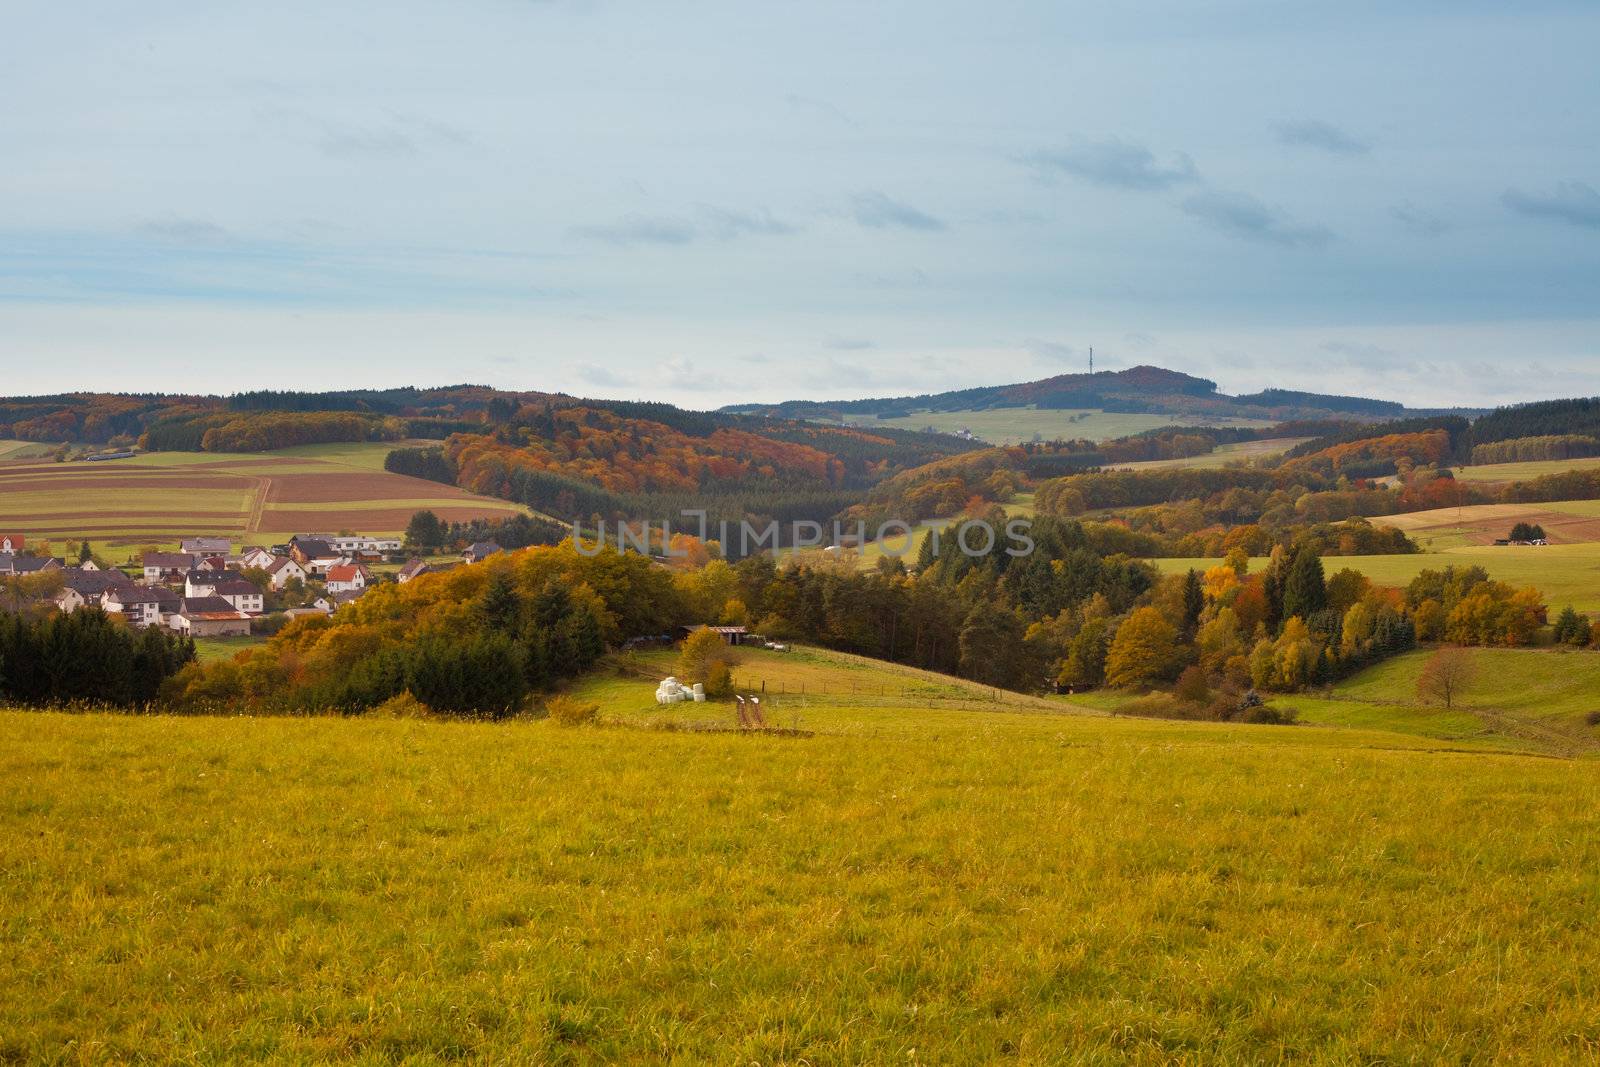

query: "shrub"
left=546, top=695, right=599, bottom=727
left=1240, top=704, right=1299, bottom=725
left=704, top=661, right=733, bottom=699
left=371, top=691, right=431, bottom=718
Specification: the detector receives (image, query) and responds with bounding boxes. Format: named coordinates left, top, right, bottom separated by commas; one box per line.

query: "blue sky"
left=2, top=1, right=1597, bottom=408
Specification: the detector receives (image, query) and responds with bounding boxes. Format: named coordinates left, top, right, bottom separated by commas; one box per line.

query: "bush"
left=704, top=660, right=733, bottom=699
left=1240, top=704, right=1299, bottom=725
left=371, top=691, right=431, bottom=718
left=546, top=695, right=599, bottom=727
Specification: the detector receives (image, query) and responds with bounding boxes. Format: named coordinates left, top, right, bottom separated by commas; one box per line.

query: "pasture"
left=1457, top=456, right=1600, bottom=483
left=1155, top=542, right=1600, bottom=614
left=1108, top=437, right=1312, bottom=472
left=8, top=670, right=1600, bottom=1061
left=0, top=441, right=527, bottom=554
left=837, top=406, right=1275, bottom=446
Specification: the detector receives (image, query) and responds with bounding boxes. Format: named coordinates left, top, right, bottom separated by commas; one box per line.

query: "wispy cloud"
left=266, top=108, right=473, bottom=159
left=1021, top=139, right=1198, bottom=190
left=139, top=217, right=232, bottom=244
left=1390, top=201, right=1450, bottom=236
left=850, top=191, right=945, bottom=231
left=573, top=205, right=798, bottom=246
left=1025, top=338, right=1078, bottom=363
left=823, top=335, right=875, bottom=350
left=1503, top=181, right=1600, bottom=229
left=1275, top=119, right=1370, bottom=156
left=573, top=362, right=632, bottom=389
left=1181, top=190, right=1333, bottom=248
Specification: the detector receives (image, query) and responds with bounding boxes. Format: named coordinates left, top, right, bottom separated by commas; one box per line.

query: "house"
left=181, top=537, right=232, bottom=556
left=288, top=537, right=338, bottom=567
left=0, top=555, right=63, bottom=577
left=462, top=541, right=502, bottom=564
left=103, top=586, right=180, bottom=628
left=283, top=604, right=332, bottom=620
left=327, top=535, right=403, bottom=556
left=263, top=556, right=308, bottom=591
left=0, top=535, right=23, bottom=555
left=311, top=596, right=334, bottom=613
left=397, top=558, right=431, bottom=583
left=304, top=552, right=346, bottom=577
left=184, top=574, right=264, bottom=614
left=325, top=563, right=369, bottom=595
left=79, top=558, right=101, bottom=571
left=142, top=552, right=196, bottom=583
left=238, top=547, right=278, bottom=570
left=55, top=566, right=134, bottom=610
left=329, top=588, right=366, bottom=607
left=170, top=596, right=252, bottom=638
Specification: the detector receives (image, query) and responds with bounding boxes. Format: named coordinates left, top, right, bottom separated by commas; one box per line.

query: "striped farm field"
left=0, top=441, right=528, bottom=551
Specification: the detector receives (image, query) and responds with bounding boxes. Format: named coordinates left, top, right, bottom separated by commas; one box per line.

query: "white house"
left=103, top=586, right=179, bottom=628
left=327, top=535, right=402, bottom=555
left=325, top=563, right=369, bottom=594
left=169, top=596, right=252, bottom=637
left=238, top=547, right=277, bottom=570
left=142, top=552, right=196, bottom=583
left=263, top=556, right=308, bottom=591
left=185, top=573, right=264, bottom=614
left=0, top=534, right=23, bottom=555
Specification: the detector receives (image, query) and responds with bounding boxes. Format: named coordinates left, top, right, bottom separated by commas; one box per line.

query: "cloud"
left=1123, top=331, right=1157, bottom=349
left=1502, top=181, right=1600, bottom=229
left=1180, top=190, right=1333, bottom=248
left=571, top=214, right=698, bottom=246
left=1391, top=201, right=1450, bottom=236
left=823, top=335, right=875, bottom=350
left=1025, top=338, right=1078, bottom=363
left=573, top=205, right=797, bottom=246
left=658, top=357, right=729, bottom=392
left=696, top=206, right=797, bottom=239
left=1319, top=339, right=1416, bottom=372
left=1021, top=139, right=1198, bottom=190
left=573, top=362, right=632, bottom=388
left=139, top=217, right=231, bottom=244
left=850, top=191, right=945, bottom=231
left=1275, top=119, right=1370, bottom=156
left=275, top=110, right=473, bottom=159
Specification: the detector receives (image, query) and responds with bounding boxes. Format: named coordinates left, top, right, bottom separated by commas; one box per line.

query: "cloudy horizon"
left=3, top=1, right=1597, bottom=410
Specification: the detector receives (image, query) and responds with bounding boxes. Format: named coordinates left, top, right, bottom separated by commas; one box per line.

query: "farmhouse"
left=397, top=558, right=431, bottom=582
left=288, top=538, right=338, bottom=567
left=170, top=596, right=252, bottom=638
left=0, top=554, right=63, bottom=577
left=238, top=547, right=277, bottom=570
left=679, top=624, right=751, bottom=646
left=55, top=567, right=134, bottom=611
left=463, top=541, right=502, bottom=564
left=325, top=564, right=369, bottom=595
left=0, top=534, right=23, bottom=554
left=142, top=552, right=197, bottom=583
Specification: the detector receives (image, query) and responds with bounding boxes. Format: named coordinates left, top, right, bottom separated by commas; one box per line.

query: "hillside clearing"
left=1457, top=456, right=1600, bottom=483
left=1372, top=500, right=1600, bottom=548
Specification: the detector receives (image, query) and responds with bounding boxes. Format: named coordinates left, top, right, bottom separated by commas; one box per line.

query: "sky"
left=2, top=0, right=1598, bottom=410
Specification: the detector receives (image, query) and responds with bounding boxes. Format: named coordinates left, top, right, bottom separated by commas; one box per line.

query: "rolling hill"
left=721, top=365, right=1448, bottom=442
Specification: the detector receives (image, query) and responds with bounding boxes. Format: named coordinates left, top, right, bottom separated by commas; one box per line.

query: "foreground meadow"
left=5, top=702, right=1600, bottom=1063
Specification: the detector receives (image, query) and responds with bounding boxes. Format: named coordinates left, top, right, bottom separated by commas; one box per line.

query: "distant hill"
left=722, top=365, right=1421, bottom=423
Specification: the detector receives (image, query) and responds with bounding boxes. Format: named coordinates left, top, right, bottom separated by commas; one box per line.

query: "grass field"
left=1156, top=542, right=1600, bottom=613
left=9, top=660, right=1600, bottom=1061
left=1109, top=437, right=1313, bottom=472
left=1458, top=456, right=1600, bottom=483
left=0, top=441, right=528, bottom=554
left=836, top=407, right=1276, bottom=446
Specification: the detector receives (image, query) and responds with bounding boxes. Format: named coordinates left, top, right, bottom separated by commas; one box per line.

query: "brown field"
left=1376, top=501, right=1600, bottom=547
left=0, top=444, right=530, bottom=548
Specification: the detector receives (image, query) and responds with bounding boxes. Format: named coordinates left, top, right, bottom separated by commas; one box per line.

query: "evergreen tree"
left=1181, top=569, right=1204, bottom=638
left=476, top=572, right=523, bottom=634
left=405, top=509, right=447, bottom=550
left=1281, top=545, right=1327, bottom=623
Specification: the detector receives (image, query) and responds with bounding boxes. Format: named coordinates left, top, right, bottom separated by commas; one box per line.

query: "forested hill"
left=722, top=365, right=1431, bottom=422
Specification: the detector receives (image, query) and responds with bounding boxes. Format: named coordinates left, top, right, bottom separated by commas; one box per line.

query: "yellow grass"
left=838, top=407, right=1276, bottom=446
left=7, top=689, right=1600, bottom=1061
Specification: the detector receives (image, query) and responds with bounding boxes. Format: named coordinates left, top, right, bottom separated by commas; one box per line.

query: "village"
left=0, top=532, right=504, bottom=637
